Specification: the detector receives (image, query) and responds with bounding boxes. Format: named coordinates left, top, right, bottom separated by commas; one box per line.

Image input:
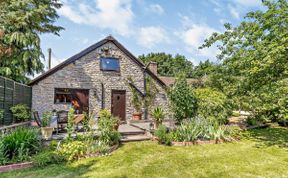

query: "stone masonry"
left=31, top=41, right=170, bottom=120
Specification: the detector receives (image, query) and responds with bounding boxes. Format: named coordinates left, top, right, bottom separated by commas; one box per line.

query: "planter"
left=0, top=162, right=33, bottom=173
left=171, top=139, right=224, bottom=146
left=171, top=141, right=194, bottom=146
left=154, top=121, right=162, bottom=129
left=41, top=127, right=53, bottom=140
left=132, top=112, right=142, bottom=120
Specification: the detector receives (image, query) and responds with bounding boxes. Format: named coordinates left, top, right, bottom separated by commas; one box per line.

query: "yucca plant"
left=152, top=107, right=165, bottom=129
left=172, top=120, right=203, bottom=142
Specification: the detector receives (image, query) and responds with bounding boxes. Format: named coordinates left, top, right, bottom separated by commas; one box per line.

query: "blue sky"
left=40, top=0, right=264, bottom=69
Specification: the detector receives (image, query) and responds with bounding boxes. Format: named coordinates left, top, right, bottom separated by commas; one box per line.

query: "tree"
left=193, top=60, right=218, bottom=78
left=139, top=53, right=194, bottom=78
left=0, top=0, right=64, bottom=83
left=201, top=0, right=288, bottom=90
left=201, top=0, right=288, bottom=121
left=168, top=73, right=197, bottom=123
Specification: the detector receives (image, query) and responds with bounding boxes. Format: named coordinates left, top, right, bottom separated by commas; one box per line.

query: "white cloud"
left=228, top=4, right=240, bottom=19
left=58, top=0, right=134, bottom=36
left=233, top=0, right=262, bottom=7
left=59, top=4, right=84, bottom=24
left=219, top=18, right=228, bottom=24
left=148, top=4, right=164, bottom=15
left=137, top=26, right=169, bottom=48
left=210, top=0, right=262, bottom=19
left=178, top=24, right=219, bottom=59
left=180, top=24, right=216, bottom=49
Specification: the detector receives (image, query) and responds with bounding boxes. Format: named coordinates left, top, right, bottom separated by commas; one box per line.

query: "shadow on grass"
left=245, top=127, right=288, bottom=148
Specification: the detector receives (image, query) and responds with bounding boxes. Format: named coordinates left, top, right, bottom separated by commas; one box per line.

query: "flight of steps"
left=118, top=124, right=151, bottom=142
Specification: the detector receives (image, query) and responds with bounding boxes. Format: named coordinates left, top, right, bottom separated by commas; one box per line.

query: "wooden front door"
left=111, top=90, right=126, bottom=121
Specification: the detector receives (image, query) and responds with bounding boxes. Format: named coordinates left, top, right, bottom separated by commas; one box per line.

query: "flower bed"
left=154, top=118, right=242, bottom=146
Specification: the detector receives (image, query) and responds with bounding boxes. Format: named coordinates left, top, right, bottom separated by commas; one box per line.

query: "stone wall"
left=31, top=42, right=170, bottom=120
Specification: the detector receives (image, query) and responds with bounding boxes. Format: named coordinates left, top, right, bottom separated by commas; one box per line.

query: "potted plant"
left=152, top=107, right=164, bottom=129
left=131, top=94, right=142, bottom=120
left=41, top=111, right=53, bottom=140
left=127, top=78, right=143, bottom=120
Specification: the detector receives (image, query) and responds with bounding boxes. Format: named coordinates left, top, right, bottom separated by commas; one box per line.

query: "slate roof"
left=29, top=35, right=166, bottom=87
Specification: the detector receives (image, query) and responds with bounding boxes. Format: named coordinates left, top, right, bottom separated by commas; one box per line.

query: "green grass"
left=2, top=127, right=288, bottom=178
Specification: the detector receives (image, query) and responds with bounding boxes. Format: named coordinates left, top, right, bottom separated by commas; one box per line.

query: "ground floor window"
left=54, top=88, right=72, bottom=104
left=54, top=88, right=89, bottom=114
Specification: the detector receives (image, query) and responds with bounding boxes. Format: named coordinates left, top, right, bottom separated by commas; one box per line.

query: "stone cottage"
left=29, top=36, right=169, bottom=121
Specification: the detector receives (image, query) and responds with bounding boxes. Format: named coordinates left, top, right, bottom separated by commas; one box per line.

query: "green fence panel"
left=0, top=76, right=32, bottom=125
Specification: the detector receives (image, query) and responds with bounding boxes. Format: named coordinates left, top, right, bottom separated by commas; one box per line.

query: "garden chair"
left=33, top=111, right=42, bottom=127
left=57, top=110, right=68, bottom=134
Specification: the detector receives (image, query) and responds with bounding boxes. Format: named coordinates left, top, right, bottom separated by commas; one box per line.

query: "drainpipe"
left=143, top=62, right=152, bottom=120
left=101, top=83, right=105, bottom=109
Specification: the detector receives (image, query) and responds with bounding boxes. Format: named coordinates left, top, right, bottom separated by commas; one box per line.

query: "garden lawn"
left=2, top=127, right=288, bottom=178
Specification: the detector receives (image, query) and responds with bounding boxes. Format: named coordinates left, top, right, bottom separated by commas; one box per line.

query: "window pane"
left=55, top=88, right=72, bottom=104
left=100, top=58, right=120, bottom=71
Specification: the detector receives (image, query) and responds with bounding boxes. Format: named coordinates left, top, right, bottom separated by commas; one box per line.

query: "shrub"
left=57, top=141, right=87, bottom=161
left=247, top=116, right=258, bottom=126
left=49, top=140, right=59, bottom=151
left=33, top=150, right=65, bottom=167
left=67, top=107, right=75, bottom=140
left=195, top=88, right=232, bottom=125
left=10, top=104, right=31, bottom=122
left=42, top=111, right=53, bottom=127
left=1, top=127, right=40, bottom=162
left=98, top=129, right=121, bottom=146
left=98, top=109, right=121, bottom=146
left=98, top=109, right=119, bottom=131
left=168, top=73, right=197, bottom=123
left=154, top=125, right=171, bottom=145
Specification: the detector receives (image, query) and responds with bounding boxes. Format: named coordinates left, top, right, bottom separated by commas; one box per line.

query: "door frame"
left=111, top=90, right=126, bottom=121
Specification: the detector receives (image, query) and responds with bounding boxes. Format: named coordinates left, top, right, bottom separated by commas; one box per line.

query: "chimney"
left=148, top=62, right=157, bottom=76
left=48, top=48, right=52, bottom=70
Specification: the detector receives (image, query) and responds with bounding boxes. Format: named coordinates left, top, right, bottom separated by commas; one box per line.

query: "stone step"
left=120, top=130, right=145, bottom=136
left=120, top=135, right=151, bottom=142
left=118, top=124, right=146, bottom=136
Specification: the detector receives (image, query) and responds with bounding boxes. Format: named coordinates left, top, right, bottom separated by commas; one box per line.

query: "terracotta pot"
left=41, top=127, right=53, bottom=140
left=132, top=112, right=142, bottom=120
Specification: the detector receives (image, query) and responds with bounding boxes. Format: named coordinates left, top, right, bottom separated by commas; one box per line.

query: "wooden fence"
left=0, top=76, right=32, bottom=125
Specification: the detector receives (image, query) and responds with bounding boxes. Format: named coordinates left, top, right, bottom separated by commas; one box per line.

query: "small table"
left=74, top=114, right=84, bottom=124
